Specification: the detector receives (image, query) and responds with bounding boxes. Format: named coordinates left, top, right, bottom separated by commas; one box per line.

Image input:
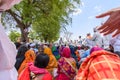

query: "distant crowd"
left=15, top=32, right=120, bottom=80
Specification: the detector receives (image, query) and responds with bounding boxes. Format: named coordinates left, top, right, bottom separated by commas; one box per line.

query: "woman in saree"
left=52, top=45, right=60, bottom=60
left=18, top=48, right=36, bottom=74
left=44, top=44, right=58, bottom=74
left=76, top=46, right=120, bottom=80
left=15, top=45, right=28, bottom=70
left=18, top=53, right=52, bottom=80
left=56, top=46, right=77, bottom=80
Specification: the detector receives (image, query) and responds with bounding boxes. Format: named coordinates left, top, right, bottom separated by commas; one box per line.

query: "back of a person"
left=44, top=47, right=58, bottom=74
left=56, top=47, right=77, bottom=80
left=18, top=49, right=36, bottom=74
left=87, top=53, right=120, bottom=80
left=102, top=34, right=112, bottom=49
left=25, top=49, right=36, bottom=62
left=15, top=45, right=28, bottom=70
left=52, top=46, right=60, bottom=60
left=92, top=32, right=103, bottom=47
left=85, top=38, right=94, bottom=48
left=76, top=49, right=120, bottom=80
left=57, top=57, right=77, bottom=80
left=18, top=53, right=52, bottom=80
left=66, top=57, right=76, bottom=68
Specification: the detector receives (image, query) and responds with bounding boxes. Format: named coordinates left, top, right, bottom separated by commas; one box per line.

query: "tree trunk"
left=44, top=37, right=48, bottom=43
left=20, top=27, right=29, bottom=42
left=6, top=10, right=29, bottom=42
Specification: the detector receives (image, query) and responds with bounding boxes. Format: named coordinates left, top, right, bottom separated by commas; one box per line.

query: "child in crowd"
left=18, top=53, right=52, bottom=80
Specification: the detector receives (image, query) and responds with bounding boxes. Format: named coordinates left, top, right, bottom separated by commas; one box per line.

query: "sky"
left=61, top=0, right=120, bottom=41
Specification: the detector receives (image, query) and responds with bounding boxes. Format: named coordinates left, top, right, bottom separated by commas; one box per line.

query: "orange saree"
left=18, top=49, right=36, bottom=74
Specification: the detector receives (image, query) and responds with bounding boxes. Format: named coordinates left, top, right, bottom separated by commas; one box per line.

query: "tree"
left=9, top=30, right=21, bottom=42
left=63, top=31, right=73, bottom=41
left=2, top=0, right=34, bottom=42
left=2, top=0, right=80, bottom=42
left=32, top=0, right=80, bottom=42
left=28, top=30, right=40, bottom=40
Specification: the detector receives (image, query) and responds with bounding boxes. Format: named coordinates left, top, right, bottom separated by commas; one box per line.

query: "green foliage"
left=2, top=0, right=80, bottom=42
left=28, top=30, right=40, bottom=40
left=9, top=31, right=21, bottom=42
left=32, top=0, right=80, bottom=42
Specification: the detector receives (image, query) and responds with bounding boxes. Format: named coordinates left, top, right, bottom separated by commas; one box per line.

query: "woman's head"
left=62, top=47, right=71, bottom=58
left=90, top=46, right=103, bottom=54
left=34, top=53, right=49, bottom=68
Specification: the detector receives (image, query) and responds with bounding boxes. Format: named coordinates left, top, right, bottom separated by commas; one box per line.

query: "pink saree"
left=56, top=47, right=77, bottom=80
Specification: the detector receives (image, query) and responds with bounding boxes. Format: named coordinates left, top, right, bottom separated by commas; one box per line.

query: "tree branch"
left=14, top=6, right=23, bottom=19
left=6, top=9, right=25, bottom=28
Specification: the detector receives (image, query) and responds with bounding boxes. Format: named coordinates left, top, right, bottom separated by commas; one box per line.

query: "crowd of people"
left=13, top=12, right=120, bottom=79
left=1, top=0, right=120, bottom=80
left=14, top=35, right=120, bottom=80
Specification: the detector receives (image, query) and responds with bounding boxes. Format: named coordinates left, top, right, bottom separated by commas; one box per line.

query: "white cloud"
left=72, top=8, right=82, bottom=16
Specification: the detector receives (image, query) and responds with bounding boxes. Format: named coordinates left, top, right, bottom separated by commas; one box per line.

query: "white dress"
left=0, top=23, right=18, bottom=80
left=0, top=0, right=21, bottom=80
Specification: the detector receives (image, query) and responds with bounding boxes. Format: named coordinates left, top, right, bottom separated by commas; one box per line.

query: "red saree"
left=18, top=63, right=52, bottom=80
left=76, top=50, right=120, bottom=80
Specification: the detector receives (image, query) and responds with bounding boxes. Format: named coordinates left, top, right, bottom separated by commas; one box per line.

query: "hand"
left=96, top=7, right=120, bottom=37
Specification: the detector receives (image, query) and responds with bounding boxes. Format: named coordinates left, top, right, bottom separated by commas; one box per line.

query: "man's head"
left=87, top=33, right=91, bottom=36
left=79, top=36, right=81, bottom=39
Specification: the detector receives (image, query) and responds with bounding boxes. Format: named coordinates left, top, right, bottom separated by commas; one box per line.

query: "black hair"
left=16, top=45, right=28, bottom=58
left=14, top=42, right=21, bottom=49
left=81, top=45, right=85, bottom=49
left=109, top=44, right=114, bottom=53
left=74, top=46, right=78, bottom=52
left=79, top=36, right=81, bottom=38
left=15, top=45, right=28, bottom=70
left=34, top=53, right=49, bottom=68
left=84, top=46, right=90, bottom=50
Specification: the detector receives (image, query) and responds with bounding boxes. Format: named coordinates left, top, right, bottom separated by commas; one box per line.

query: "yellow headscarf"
left=44, top=47, right=58, bottom=73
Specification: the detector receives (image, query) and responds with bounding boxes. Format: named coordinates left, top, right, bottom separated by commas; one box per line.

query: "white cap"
left=30, top=43, right=36, bottom=47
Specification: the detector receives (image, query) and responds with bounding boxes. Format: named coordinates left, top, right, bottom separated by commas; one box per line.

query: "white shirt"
left=92, top=32, right=103, bottom=47
left=113, top=35, right=120, bottom=52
